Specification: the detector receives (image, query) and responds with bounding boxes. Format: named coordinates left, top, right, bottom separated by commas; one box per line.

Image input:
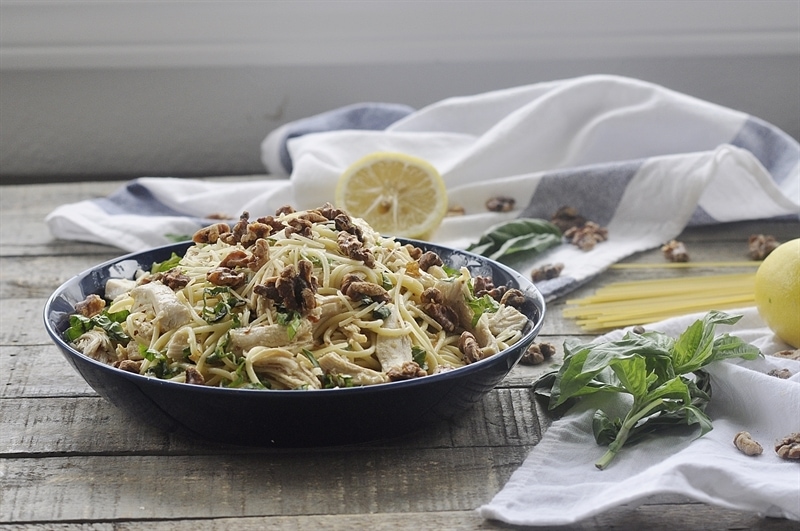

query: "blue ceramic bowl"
left=44, top=239, right=545, bottom=447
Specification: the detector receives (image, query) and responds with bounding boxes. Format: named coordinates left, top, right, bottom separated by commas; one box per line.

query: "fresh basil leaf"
left=672, top=311, right=747, bottom=373
left=488, top=232, right=563, bottom=262
left=593, top=409, right=622, bottom=446
left=609, top=355, right=649, bottom=401
left=466, top=218, right=562, bottom=262
left=466, top=241, right=495, bottom=256
left=708, top=334, right=761, bottom=363
left=645, top=375, right=692, bottom=404
left=550, top=338, right=657, bottom=408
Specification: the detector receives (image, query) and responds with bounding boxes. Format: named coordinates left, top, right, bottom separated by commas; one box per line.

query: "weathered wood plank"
left=0, top=484, right=795, bottom=530
left=0, top=181, right=122, bottom=214
left=0, top=227, right=121, bottom=258
left=0, top=460, right=797, bottom=531
left=0, top=299, right=50, bottom=346
left=0, top=181, right=124, bottom=257
left=0, top=504, right=797, bottom=531
left=0, top=446, right=530, bottom=523
left=0, top=255, right=121, bottom=299
left=0, top=387, right=543, bottom=456
left=1, top=345, right=96, bottom=398
left=0, top=506, right=795, bottom=531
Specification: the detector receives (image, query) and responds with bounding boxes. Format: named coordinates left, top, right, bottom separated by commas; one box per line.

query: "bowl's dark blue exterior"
left=44, top=240, right=545, bottom=447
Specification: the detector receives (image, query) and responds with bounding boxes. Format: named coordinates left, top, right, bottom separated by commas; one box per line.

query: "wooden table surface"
left=1, top=179, right=798, bottom=530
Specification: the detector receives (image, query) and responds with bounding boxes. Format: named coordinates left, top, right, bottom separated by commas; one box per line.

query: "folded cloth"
left=46, top=75, right=800, bottom=300
left=260, top=102, right=415, bottom=176
left=479, top=306, right=800, bottom=525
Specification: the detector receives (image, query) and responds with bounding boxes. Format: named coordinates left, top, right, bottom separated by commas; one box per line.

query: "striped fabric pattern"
left=46, top=75, right=799, bottom=301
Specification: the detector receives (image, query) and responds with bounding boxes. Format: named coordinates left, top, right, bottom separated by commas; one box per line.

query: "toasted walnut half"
left=775, top=433, right=800, bottom=460
left=255, top=260, right=319, bottom=315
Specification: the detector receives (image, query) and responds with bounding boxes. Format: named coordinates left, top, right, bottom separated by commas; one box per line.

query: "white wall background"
left=1, top=0, right=798, bottom=183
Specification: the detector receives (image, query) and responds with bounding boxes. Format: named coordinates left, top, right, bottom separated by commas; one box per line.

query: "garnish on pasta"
left=66, top=204, right=533, bottom=390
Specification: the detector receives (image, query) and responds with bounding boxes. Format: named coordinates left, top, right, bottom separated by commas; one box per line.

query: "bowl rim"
left=43, top=238, right=546, bottom=397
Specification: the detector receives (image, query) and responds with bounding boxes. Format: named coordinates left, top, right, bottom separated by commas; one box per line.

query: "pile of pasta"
left=67, top=205, right=531, bottom=390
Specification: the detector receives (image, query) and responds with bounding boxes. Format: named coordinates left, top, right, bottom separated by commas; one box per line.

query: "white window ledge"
left=1, top=0, right=798, bottom=70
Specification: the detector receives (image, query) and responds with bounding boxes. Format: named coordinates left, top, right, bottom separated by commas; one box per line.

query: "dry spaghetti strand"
left=564, top=273, right=756, bottom=331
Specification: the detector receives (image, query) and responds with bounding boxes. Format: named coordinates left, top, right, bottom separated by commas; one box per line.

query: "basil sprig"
left=534, top=310, right=761, bottom=470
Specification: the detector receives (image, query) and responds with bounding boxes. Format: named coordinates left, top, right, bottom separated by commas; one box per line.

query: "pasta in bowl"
left=44, top=205, right=545, bottom=446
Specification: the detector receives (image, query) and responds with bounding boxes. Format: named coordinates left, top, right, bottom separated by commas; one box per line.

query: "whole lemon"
left=754, top=238, right=800, bottom=348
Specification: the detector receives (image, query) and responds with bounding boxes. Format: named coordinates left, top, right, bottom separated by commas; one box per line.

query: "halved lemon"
left=334, top=152, right=448, bottom=239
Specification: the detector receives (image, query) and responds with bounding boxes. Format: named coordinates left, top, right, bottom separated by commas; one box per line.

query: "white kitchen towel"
left=479, top=306, right=800, bottom=525
left=46, top=75, right=800, bottom=301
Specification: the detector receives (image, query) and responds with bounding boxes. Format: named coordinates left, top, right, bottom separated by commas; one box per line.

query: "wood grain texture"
left=1, top=448, right=531, bottom=522
left=0, top=388, right=545, bottom=455
left=1, top=180, right=798, bottom=530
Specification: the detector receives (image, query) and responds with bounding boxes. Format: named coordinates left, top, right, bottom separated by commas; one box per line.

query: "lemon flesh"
left=754, top=238, right=800, bottom=348
left=335, top=152, right=447, bottom=239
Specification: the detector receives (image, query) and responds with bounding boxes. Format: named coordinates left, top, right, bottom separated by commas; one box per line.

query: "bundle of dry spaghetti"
left=563, top=268, right=757, bottom=331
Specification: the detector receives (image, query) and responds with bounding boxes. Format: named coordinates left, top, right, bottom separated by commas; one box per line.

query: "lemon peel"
left=334, top=152, right=447, bottom=239
left=754, top=238, right=800, bottom=348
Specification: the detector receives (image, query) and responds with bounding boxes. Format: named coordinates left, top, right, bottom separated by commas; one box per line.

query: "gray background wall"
left=1, top=1, right=798, bottom=184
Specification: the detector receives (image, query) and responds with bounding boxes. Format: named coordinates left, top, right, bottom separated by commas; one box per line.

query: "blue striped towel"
left=46, top=75, right=800, bottom=301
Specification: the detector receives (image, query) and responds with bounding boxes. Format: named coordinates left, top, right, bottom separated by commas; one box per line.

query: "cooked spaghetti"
left=66, top=204, right=532, bottom=390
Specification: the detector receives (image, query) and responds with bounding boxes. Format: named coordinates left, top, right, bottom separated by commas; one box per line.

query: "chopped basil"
left=203, top=301, right=229, bottom=323
left=65, top=309, right=131, bottom=344
left=206, top=333, right=234, bottom=364
left=151, top=252, right=182, bottom=273
left=277, top=310, right=303, bottom=340
left=466, top=293, right=500, bottom=327
left=441, top=264, right=459, bottom=278
left=322, top=373, right=354, bottom=389
left=138, top=347, right=180, bottom=379
left=372, top=304, right=392, bottom=320
left=202, top=286, right=243, bottom=324
left=411, top=345, right=429, bottom=371
left=301, top=348, right=321, bottom=369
